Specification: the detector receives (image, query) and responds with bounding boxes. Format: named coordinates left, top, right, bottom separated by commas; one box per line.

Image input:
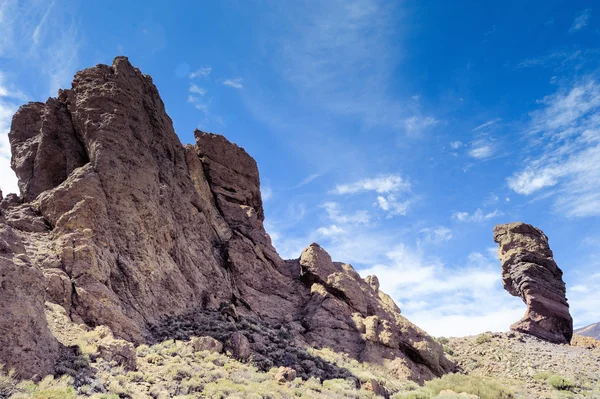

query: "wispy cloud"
left=332, top=174, right=413, bottom=218
left=472, top=118, right=501, bottom=132
left=450, top=141, right=463, bottom=149
left=261, top=0, right=437, bottom=135
left=321, top=201, right=370, bottom=225
left=187, top=95, right=209, bottom=114
left=189, top=84, right=206, bottom=96
left=468, top=140, right=495, bottom=159
left=0, top=78, right=21, bottom=194
left=507, top=78, right=600, bottom=217
left=420, top=226, right=453, bottom=243
left=570, top=9, right=591, bottom=32
left=375, top=194, right=409, bottom=217
left=1, top=0, right=80, bottom=96
left=403, top=115, right=438, bottom=136
left=289, top=173, right=322, bottom=189
left=189, top=66, right=211, bottom=79
left=223, top=77, right=243, bottom=89
left=332, top=174, right=409, bottom=194
left=452, top=208, right=503, bottom=223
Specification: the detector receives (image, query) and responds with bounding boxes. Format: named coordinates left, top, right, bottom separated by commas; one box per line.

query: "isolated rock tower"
left=494, top=222, right=573, bottom=344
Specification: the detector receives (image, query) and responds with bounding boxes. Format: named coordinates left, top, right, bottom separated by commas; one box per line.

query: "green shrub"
left=474, top=333, right=493, bottom=345
left=415, top=373, right=514, bottom=399
left=547, top=375, right=576, bottom=391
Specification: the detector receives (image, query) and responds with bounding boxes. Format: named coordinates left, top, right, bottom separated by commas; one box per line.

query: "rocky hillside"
left=574, top=322, right=600, bottom=340
left=445, top=332, right=600, bottom=399
left=0, top=56, right=451, bottom=384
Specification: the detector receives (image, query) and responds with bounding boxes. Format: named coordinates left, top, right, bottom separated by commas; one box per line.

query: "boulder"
left=494, top=222, right=573, bottom=344
left=274, top=366, right=297, bottom=383
left=191, top=336, right=223, bottom=353
left=227, top=332, right=251, bottom=360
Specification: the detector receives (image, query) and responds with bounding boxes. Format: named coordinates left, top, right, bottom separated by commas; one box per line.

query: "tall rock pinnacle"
left=494, top=222, right=573, bottom=344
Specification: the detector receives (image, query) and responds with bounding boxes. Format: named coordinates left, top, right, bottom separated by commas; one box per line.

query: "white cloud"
left=321, top=201, right=370, bottom=225
left=289, top=173, right=322, bottom=189
left=452, top=208, right=503, bottom=223
left=420, top=226, right=453, bottom=243
left=223, top=78, right=243, bottom=89
left=0, top=71, right=25, bottom=195
left=472, top=118, right=501, bottom=132
left=332, top=174, right=409, bottom=195
left=260, top=0, right=438, bottom=134
left=189, top=84, right=206, bottom=96
left=360, top=247, right=525, bottom=336
left=403, top=115, right=438, bottom=136
left=332, top=174, right=412, bottom=218
left=468, top=140, right=494, bottom=159
left=450, top=141, right=463, bottom=149
left=316, top=224, right=345, bottom=237
left=569, top=9, right=591, bottom=32
left=187, top=95, right=209, bottom=114
left=0, top=0, right=80, bottom=96
left=261, top=186, right=272, bottom=201
left=189, top=66, right=211, bottom=79
left=375, top=194, right=409, bottom=216
left=507, top=78, right=600, bottom=216
left=0, top=100, right=19, bottom=195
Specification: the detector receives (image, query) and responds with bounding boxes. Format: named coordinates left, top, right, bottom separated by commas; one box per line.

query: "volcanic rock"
left=0, top=56, right=453, bottom=381
left=191, top=336, right=223, bottom=353
left=493, top=222, right=573, bottom=344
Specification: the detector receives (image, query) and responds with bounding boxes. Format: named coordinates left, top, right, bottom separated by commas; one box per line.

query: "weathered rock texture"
left=0, top=56, right=453, bottom=381
left=493, top=222, right=573, bottom=344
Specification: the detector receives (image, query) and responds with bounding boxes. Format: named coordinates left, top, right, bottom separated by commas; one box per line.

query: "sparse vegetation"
left=474, top=333, right=493, bottom=345
left=535, top=372, right=577, bottom=392
left=392, top=374, right=514, bottom=399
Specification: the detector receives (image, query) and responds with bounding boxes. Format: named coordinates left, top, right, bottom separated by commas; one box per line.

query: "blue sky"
left=1, top=0, right=599, bottom=337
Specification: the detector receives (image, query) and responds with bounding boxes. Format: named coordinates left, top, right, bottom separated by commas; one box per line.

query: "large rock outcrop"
left=493, top=222, right=573, bottom=344
left=0, top=56, right=453, bottom=380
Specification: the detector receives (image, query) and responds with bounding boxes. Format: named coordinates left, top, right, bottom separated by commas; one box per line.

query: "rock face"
left=493, top=222, right=573, bottom=344
left=0, top=56, right=453, bottom=381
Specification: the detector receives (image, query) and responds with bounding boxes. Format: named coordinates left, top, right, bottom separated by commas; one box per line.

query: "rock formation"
left=0, top=56, right=453, bottom=380
left=493, top=222, right=573, bottom=344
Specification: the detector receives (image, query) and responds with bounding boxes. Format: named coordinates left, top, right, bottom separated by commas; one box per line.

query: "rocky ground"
left=445, top=332, right=600, bottom=398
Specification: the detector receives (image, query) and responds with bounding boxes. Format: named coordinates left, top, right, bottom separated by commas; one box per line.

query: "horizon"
left=1, top=0, right=599, bottom=337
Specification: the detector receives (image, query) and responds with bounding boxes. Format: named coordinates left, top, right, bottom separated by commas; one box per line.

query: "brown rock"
left=274, top=366, right=297, bottom=383
left=363, top=378, right=387, bottom=397
left=191, top=336, right=223, bottom=353
left=97, top=339, right=137, bottom=371
left=0, top=215, right=59, bottom=378
left=494, top=222, right=573, bottom=344
left=0, top=56, right=453, bottom=383
left=227, top=332, right=251, bottom=360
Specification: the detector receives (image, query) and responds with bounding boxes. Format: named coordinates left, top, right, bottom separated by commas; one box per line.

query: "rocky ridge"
left=0, top=56, right=452, bottom=382
left=574, top=322, right=600, bottom=340
left=493, top=222, right=573, bottom=344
